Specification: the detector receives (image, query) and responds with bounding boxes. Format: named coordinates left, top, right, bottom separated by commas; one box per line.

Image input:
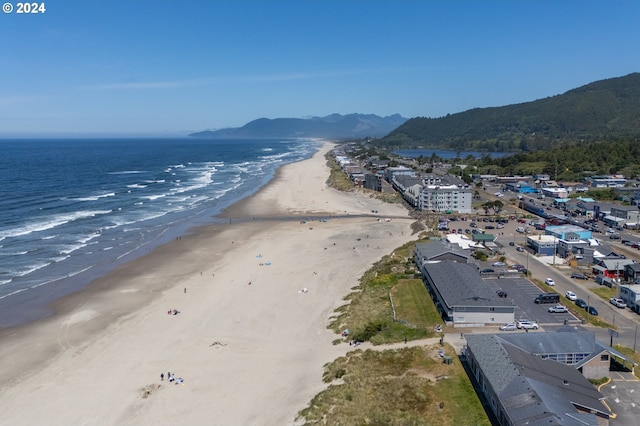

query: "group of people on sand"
left=160, top=371, right=184, bottom=385
left=167, top=308, right=180, bottom=315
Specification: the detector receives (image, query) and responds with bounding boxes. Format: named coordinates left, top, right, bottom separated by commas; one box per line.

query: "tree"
left=482, top=201, right=493, bottom=216
left=492, top=200, right=504, bottom=215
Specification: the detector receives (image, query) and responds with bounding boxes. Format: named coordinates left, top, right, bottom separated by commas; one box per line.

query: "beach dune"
left=0, top=142, right=415, bottom=425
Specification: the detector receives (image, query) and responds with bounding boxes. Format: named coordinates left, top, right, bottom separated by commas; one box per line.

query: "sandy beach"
left=0, top=142, right=415, bottom=425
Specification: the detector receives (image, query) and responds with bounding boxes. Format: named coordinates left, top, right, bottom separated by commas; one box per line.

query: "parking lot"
left=483, top=276, right=578, bottom=327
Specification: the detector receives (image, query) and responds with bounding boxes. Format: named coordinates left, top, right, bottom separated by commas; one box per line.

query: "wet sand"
left=0, top=141, right=416, bottom=425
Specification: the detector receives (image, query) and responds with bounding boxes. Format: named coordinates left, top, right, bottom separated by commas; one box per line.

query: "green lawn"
left=391, top=279, right=442, bottom=329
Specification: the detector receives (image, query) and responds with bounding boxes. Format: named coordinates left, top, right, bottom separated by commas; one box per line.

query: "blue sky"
left=1, top=0, right=639, bottom=136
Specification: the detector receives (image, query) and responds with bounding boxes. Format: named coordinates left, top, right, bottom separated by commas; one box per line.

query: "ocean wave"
left=14, top=261, right=51, bottom=277
left=0, top=288, right=27, bottom=300
left=108, top=170, right=147, bottom=174
left=0, top=210, right=112, bottom=239
left=78, top=233, right=101, bottom=244
left=73, top=192, right=116, bottom=202
left=259, top=151, right=292, bottom=162
left=59, top=243, right=87, bottom=255
left=142, top=194, right=167, bottom=201
left=0, top=250, right=29, bottom=256
left=126, top=184, right=148, bottom=189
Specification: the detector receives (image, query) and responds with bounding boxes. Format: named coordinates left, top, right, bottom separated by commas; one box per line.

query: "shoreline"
left=0, top=141, right=417, bottom=424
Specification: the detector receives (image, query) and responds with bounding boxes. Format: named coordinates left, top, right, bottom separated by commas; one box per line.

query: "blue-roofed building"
left=545, top=225, right=592, bottom=240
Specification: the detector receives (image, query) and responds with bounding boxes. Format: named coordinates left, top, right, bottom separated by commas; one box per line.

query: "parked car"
left=544, top=278, right=555, bottom=286
left=508, top=241, right=515, bottom=246
left=609, top=234, right=621, bottom=240
left=516, top=320, right=539, bottom=330
left=499, top=323, right=517, bottom=331
left=585, top=306, right=599, bottom=316
left=565, top=291, right=577, bottom=301
left=492, top=261, right=506, bottom=267
left=575, top=298, right=587, bottom=308
left=610, top=298, right=627, bottom=308
left=571, top=272, right=588, bottom=280
left=511, top=264, right=525, bottom=271
left=496, top=290, right=508, bottom=298
left=480, top=268, right=495, bottom=274
left=516, top=246, right=524, bottom=252
left=548, top=305, right=568, bottom=313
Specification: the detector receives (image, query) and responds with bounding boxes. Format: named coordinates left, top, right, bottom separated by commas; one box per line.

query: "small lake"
left=394, top=149, right=511, bottom=160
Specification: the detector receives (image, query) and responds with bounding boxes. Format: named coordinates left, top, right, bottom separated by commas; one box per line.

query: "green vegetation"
left=484, top=138, right=640, bottom=180
left=329, top=241, right=437, bottom=344
left=377, top=73, right=640, bottom=154
left=591, top=286, right=617, bottom=301
left=391, top=279, right=443, bottom=330
left=297, top=346, right=490, bottom=426
left=589, top=377, right=610, bottom=387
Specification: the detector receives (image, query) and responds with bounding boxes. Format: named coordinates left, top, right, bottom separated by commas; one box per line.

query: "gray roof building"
left=416, top=257, right=515, bottom=326
left=465, top=332, right=612, bottom=425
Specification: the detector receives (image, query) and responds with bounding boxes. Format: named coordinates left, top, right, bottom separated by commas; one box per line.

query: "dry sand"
left=0, top=142, right=416, bottom=425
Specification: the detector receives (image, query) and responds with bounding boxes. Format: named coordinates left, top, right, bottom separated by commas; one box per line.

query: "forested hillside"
left=377, top=73, right=640, bottom=152
left=469, top=137, right=640, bottom=181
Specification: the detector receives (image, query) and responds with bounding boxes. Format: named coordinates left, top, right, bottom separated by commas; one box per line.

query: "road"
left=492, top=218, right=640, bottom=351
left=468, top=184, right=640, bottom=351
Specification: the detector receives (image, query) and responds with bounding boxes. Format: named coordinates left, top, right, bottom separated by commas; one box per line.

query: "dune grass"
left=310, top=240, right=490, bottom=425
left=297, top=345, right=490, bottom=425
left=328, top=241, right=435, bottom=344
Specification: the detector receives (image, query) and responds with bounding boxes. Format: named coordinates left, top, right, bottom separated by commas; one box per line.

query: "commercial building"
left=465, top=330, right=619, bottom=425
left=526, top=234, right=557, bottom=257
left=414, top=242, right=515, bottom=327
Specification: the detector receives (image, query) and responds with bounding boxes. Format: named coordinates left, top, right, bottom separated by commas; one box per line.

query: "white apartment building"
left=418, top=185, right=472, bottom=213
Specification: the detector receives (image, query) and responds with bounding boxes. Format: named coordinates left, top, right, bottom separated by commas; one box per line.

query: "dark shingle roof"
left=414, top=241, right=469, bottom=262
left=466, top=333, right=609, bottom=425
left=424, top=261, right=513, bottom=307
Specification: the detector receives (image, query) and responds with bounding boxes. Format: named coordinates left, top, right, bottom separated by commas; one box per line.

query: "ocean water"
left=0, top=138, right=318, bottom=326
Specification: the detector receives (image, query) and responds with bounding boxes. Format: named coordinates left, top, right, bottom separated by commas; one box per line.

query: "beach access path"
left=0, top=141, right=417, bottom=425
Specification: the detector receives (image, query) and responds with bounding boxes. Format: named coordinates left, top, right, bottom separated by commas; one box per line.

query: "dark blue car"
left=575, top=298, right=587, bottom=308
left=585, top=306, right=598, bottom=316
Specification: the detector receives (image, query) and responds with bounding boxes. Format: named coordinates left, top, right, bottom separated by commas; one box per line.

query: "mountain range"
left=378, top=72, right=640, bottom=152
left=188, top=113, right=408, bottom=139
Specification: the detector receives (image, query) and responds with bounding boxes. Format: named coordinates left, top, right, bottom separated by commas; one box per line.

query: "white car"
left=544, top=278, right=555, bottom=286
left=516, top=320, right=539, bottom=330
left=499, top=323, right=517, bottom=331
left=565, top=291, right=577, bottom=301
left=548, top=305, right=568, bottom=313
left=610, top=298, right=627, bottom=308
left=492, top=261, right=506, bottom=267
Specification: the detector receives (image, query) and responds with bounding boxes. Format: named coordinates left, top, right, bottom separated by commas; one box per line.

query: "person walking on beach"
left=161, top=373, right=164, bottom=381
